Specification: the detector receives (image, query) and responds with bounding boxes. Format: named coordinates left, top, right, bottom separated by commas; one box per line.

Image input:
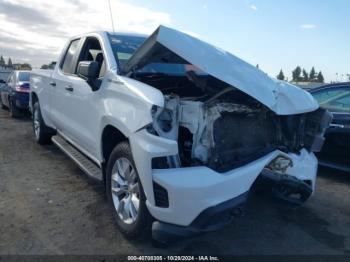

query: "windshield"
left=108, top=34, right=146, bottom=67
left=18, top=72, right=30, bottom=82
left=108, top=34, right=207, bottom=77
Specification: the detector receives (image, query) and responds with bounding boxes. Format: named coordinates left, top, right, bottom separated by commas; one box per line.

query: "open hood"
left=122, top=25, right=318, bottom=115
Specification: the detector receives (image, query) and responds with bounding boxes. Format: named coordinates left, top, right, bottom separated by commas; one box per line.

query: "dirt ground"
left=0, top=109, right=350, bottom=255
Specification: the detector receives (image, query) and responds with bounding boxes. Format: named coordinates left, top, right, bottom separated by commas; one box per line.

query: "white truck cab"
left=30, top=25, right=331, bottom=244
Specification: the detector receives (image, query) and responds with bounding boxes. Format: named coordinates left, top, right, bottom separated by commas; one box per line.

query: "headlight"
left=149, top=96, right=180, bottom=140
left=147, top=106, right=174, bottom=135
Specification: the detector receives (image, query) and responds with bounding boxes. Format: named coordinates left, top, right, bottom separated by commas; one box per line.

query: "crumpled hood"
left=122, top=25, right=318, bottom=115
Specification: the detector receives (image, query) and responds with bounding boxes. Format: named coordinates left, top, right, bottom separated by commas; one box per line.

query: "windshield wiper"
left=133, top=72, right=173, bottom=78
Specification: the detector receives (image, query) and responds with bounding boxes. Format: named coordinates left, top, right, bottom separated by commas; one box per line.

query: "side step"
left=52, top=135, right=103, bottom=181
left=319, top=160, right=350, bottom=173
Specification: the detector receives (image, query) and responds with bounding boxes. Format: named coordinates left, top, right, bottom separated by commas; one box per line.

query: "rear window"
left=18, top=72, right=30, bottom=82
left=61, top=39, right=81, bottom=74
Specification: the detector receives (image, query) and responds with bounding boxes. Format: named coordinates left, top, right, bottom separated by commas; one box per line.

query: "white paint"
left=30, top=28, right=320, bottom=227
left=148, top=149, right=317, bottom=226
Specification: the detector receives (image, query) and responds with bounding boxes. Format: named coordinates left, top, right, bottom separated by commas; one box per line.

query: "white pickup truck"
left=30, top=25, right=331, bottom=243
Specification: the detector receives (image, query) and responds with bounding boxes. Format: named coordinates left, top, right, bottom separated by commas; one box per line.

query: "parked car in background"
left=310, top=82, right=350, bottom=172
left=0, top=79, right=6, bottom=89
left=0, top=70, right=31, bottom=117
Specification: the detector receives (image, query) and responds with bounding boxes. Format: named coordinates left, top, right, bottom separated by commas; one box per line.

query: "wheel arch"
left=30, top=92, right=39, bottom=112
left=101, top=124, right=129, bottom=184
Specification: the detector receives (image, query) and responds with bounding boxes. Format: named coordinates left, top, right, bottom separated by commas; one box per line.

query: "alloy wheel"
left=111, top=157, right=140, bottom=224
left=33, top=108, right=40, bottom=139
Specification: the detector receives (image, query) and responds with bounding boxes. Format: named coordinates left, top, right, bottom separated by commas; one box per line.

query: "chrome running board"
left=52, top=135, right=103, bottom=181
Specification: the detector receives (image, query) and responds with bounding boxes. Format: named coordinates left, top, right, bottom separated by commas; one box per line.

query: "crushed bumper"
left=259, top=169, right=313, bottom=205
left=152, top=192, right=248, bottom=244
left=148, top=149, right=317, bottom=226
left=130, top=130, right=318, bottom=227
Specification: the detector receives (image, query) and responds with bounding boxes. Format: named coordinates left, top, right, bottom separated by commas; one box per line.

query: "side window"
left=7, top=73, right=13, bottom=83
left=77, top=37, right=106, bottom=78
left=312, top=88, right=349, bottom=104
left=61, top=39, right=81, bottom=74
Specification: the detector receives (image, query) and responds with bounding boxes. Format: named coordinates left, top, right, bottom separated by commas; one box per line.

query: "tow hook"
left=261, top=169, right=312, bottom=206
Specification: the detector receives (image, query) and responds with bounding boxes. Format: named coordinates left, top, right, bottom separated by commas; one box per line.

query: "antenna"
left=108, top=0, right=115, bottom=32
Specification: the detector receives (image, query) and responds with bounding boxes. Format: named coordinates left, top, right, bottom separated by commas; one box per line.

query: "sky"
left=0, top=0, right=349, bottom=82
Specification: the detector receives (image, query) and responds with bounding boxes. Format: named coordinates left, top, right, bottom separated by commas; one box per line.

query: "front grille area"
left=153, top=182, right=169, bottom=208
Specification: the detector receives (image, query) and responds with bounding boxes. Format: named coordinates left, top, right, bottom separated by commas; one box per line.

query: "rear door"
left=50, top=38, right=82, bottom=132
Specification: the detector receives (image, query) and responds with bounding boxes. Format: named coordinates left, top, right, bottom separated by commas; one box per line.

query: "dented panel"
left=122, top=25, right=319, bottom=115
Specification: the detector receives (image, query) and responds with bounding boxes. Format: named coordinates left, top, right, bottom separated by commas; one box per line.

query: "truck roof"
left=72, top=31, right=148, bottom=39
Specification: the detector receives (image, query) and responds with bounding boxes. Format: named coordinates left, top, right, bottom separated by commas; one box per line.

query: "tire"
left=0, top=96, right=6, bottom=109
left=33, top=101, right=53, bottom=144
left=9, top=98, right=20, bottom=118
left=106, top=141, right=152, bottom=239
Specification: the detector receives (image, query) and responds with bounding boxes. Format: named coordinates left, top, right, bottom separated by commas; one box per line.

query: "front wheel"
left=106, top=142, right=152, bottom=239
left=33, top=102, right=53, bottom=144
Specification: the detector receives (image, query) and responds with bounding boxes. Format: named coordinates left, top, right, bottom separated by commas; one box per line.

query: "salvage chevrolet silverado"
left=30, top=26, right=331, bottom=243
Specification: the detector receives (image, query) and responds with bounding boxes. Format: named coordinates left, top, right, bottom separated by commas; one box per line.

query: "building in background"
left=290, top=81, right=325, bottom=90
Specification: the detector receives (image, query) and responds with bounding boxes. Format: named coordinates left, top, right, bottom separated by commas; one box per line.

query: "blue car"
left=0, top=70, right=30, bottom=118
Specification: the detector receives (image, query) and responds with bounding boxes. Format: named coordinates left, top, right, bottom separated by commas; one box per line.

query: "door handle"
left=49, top=81, right=56, bottom=87
left=65, top=85, right=74, bottom=92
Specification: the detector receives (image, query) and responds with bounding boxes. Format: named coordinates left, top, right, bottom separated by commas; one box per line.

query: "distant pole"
left=108, top=0, right=115, bottom=32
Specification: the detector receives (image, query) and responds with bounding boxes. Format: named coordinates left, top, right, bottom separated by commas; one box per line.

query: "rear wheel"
left=0, top=96, right=6, bottom=109
left=9, top=99, right=20, bottom=118
left=33, top=101, right=53, bottom=144
left=106, top=142, right=152, bottom=239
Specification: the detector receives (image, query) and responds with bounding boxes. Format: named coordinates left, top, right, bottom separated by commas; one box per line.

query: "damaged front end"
left=122, top=25, right=332, bottom=209
left=148, top=93, right=331, bottom=205
left=150, top=95, right=331, bottom=168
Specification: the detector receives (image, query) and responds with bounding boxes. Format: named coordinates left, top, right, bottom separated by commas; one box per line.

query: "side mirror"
left=77, top=61, right=99, bottom=82
left=0, top=79, right=5, bottom=84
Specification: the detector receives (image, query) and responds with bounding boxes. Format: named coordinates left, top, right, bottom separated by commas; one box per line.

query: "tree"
left=292, top=66, right=302, bottom=82
left=41, top=61, right=56, bottom=70
left=309, top=67, right=316, bottom=82
left=277, top=69, right=285, bottom=80
left=347, top=74, right=350, bottom=81
left=0, top=55, right=4, bottom=67
left=48, top=61, right=56, bottom=69
left=20, top=63, right=32, bottom=70
left=317, top=71, right=324, bottom=83
left=302, top=69, right=309, bottom=81
left=7, top=58, right=13, bottom=68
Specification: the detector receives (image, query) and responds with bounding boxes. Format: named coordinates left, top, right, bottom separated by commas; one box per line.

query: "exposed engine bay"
left=137, top=74, right=332, bottom=173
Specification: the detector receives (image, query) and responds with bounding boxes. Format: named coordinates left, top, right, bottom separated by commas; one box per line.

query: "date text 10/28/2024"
left=127, top=256, right=220, bottom=261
